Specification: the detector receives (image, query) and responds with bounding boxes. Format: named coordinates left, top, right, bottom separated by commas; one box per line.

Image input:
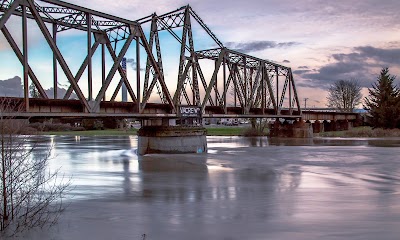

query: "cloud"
left=295, top=46, right=400, bottom=89
left=298, top=66, right=309, bottom=69
left=0, top=76, right=78, bottom=99
left=328, top=47, right=399, bottom=64
left=0, top=76, right=23, bottom=97
left=293, top=69, right=311, bottom=75
left=125, top=58, right=145, bottom=71
left=225, top=40, right=299, bottom=53
left=44, top=87, right=78, bottom=99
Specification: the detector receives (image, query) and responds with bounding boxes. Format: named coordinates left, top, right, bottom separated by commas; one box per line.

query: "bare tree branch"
left=326, top=79, right=362, bottom=112
left=0, top=98, right=70, bottom=237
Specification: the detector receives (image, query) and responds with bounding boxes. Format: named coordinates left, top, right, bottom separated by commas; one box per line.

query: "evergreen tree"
left=364, top=68, right=400, bottom=129
left=29, top=82, right=40, bottom=98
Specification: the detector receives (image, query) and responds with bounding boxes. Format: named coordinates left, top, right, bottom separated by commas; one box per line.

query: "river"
left=23, top=135, right=400, bottom=240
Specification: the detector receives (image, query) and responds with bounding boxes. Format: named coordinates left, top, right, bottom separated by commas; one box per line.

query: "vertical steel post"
left=87, top=13, right=92, bottom=101
left=22, top=4, right=29, bottom=110
left=250, top=67, right=253, bottom=95
left=289, top=70, right=292, bottom=114
left=214, top=59, right=218, bottom=106
left=275, top=66, right=279, bottom=114
left=52, top=23, right=58, bottom=99
left=192, top=60, right=196, bottom=104
left=261, top=65, right=265, bottom=114
left=143, top=16, right=156, bottom=98
left=243, top=57, right=247, bottom=110
left=186, top=14, right=200, bottom=106
left=173, top=8, right=189, bottom=105
left=234, top=66, right=237, bottom=107
left=136, top=36, right=141, bottom=112
left=223, top=56, right=226, bottom=111
left=102, top=43, right=106, bottom=101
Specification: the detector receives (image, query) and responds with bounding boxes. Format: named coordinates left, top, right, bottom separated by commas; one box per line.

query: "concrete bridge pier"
left=312, top=120, right=324, bottom=133
left=269, top=119, right=313, bottom=138
left=337, top=120, right=352, bottom=131
left=323, top=120, right=334, bottom=132
left=137, top=119, right=207, bottom=155
left=321, top=120, right=353, bottom=133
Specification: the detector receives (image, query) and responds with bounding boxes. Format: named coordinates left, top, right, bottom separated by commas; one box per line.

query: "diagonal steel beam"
left=143, top=16, right=156, bottom=98
left=219, top=64, right=234, bottom=112
left=254, top=67, right=265, bottom=110
left=141, top=73, right=159, bottom=109
left=105, top=40, right=137, bottom=103
left=64, top=41, right=99, bottom=99
left=178, top=62, right=191, bottom=102
left=289, top=68, right=301, bottom=114
left=26, top=0, right=91, bottom=111
left=195, top=62, right=214, bottom=106
left=246, top=65, right=262, bottom=113
left=188, top=7, right=223, bottom=48
left=110, top=78, right=122, bottom=101
left=231, top=65, right=245, bottom=108
left=264, top=64, right=277, bottom=111
left=93, top=32, right=134, bottom=110
left=279, top=74, right=289, bottom=109
left=237, top=68, right=247, bottom=95
left=201, top=49, right=225, bottom=112
left=1, top=25, right=48, bottom=99
left=0, top=0, right=21, bottom=30
left=179, top=61, right=192, bottom=105
left=137, top=25, right=174, bottom=112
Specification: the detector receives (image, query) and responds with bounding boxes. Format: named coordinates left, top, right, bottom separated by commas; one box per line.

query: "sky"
left=1, top=0, right=400, bottom=107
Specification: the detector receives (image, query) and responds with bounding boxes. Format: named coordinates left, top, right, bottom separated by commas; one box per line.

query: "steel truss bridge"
left=1, top=0, right=308, bottom=120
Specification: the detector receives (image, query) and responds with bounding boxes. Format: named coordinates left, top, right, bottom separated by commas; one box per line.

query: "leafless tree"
left=0, top=98, right=70, bottom=237
left=326, top=79, right=362, bottom=112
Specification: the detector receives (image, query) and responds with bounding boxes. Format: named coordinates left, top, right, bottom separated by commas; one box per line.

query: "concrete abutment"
left=137, top=125, right=207, bottom=155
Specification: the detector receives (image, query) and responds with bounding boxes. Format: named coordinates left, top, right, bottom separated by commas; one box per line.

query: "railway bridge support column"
left=269, top=119, right=313, bottom=138
left=137, top=119, right=207, bottom=155
left=312, top=120, right=324, bottom=133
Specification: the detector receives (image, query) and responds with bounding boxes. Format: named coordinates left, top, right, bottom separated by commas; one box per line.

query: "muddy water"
left=24, top=136, right=400, bottom=240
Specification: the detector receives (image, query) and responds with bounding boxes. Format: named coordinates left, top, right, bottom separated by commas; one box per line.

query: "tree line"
left=327, top=67, right=400, bottom=129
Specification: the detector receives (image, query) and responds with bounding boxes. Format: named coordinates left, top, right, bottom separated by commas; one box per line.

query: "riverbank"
left=318, top=126, right=400, bottom=138
left=41, top=125, right=250, bottom=136
left=40, top=126, right=400, bottom=138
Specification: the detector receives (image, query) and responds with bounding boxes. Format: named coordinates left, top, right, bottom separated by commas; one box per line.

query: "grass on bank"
left=319, top=126, right=400, bottom=138
left=205, top=126, right=246, bottom=136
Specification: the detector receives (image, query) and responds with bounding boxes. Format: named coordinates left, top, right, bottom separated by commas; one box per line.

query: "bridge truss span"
left=196, top=48, right=301, bottom=116
left=1, top=0, right=302, bottom=119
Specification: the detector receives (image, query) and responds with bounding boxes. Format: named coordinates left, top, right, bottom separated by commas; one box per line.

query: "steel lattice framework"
left=0, top=0, right=301, bottom=118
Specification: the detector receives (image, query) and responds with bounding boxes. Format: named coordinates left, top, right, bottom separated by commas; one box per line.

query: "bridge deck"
left=0, top=97, right=358, bottom=121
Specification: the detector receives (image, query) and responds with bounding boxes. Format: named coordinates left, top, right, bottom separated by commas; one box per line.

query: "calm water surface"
left=26, top=136, right=400, bottom=240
